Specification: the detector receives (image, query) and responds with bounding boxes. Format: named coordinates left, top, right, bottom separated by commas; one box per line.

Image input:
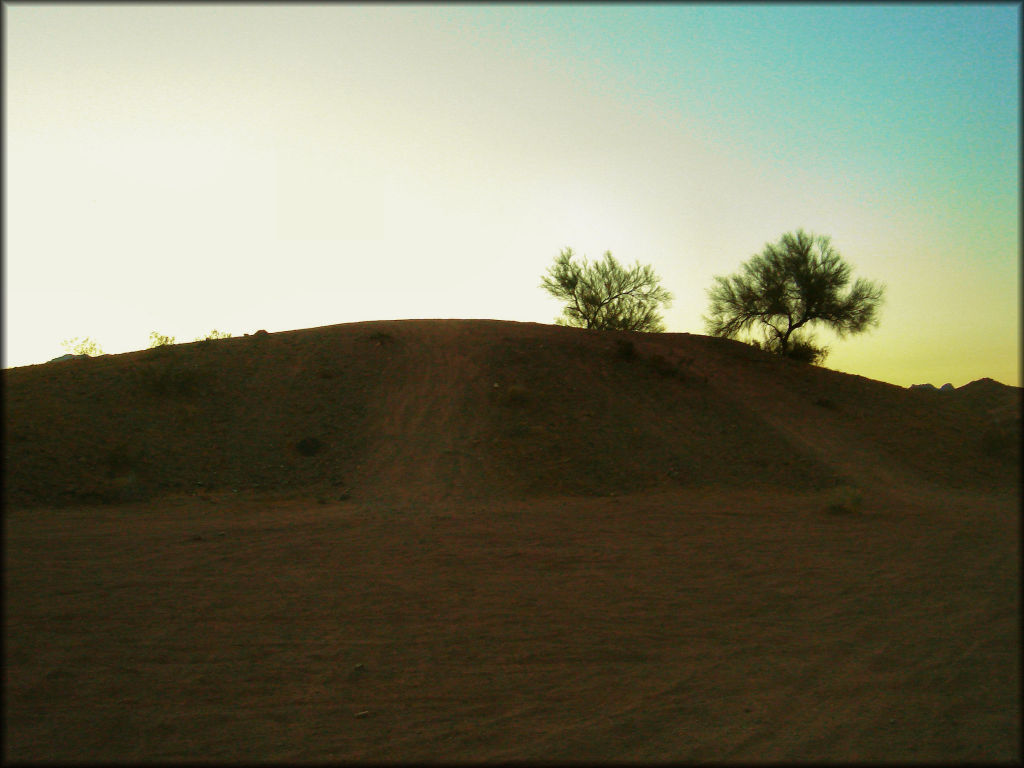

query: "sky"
left=4, top=3, right=1020, bottom=387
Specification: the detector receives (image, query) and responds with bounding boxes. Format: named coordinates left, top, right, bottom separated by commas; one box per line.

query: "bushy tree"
left=704, top=230, right=884, bottom=364
left=61, top=336, right=103, bottom=356
left=148, top=331, right=176, bottom=348
left=193, top=329, right=232, bottom=341
left=541, top=248, right=673, bottom=332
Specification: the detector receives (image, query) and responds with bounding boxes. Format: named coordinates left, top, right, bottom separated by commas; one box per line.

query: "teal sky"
left=5, top=4, right=1020, bottom=386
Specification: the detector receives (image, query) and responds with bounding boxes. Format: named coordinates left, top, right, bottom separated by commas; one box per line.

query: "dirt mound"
left=4, top=319, right=1019, bottom=508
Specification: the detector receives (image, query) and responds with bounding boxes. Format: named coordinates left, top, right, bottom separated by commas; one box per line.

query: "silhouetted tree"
left=704, top=230, right=884, bottom=364
left=541, top=248, right=673, bottom=332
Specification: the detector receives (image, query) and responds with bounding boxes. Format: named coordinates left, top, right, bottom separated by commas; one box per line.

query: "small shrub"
left=148, top=331, right=176, bottom=348
left=505, top=384, right=530, bottom=405
left=367, top=331, right=393, bottom=345
left=296, top=437, right=325, bottom=456
left=614, top=339, right=637, bottom=360
left=814, top=396, right=838, bottom=410
left=61, top=336, right=103, bottom=356
left=647, top=353, right=679, bottom=378
left=979, top=417, right=1020, bottom=460
left=76, top=473, right=147, bottom=505
left=506, top=421, right=531, bottom=438
left=825, top=485, right=863, bottom=514
left=785, top=339, right=828, bottom=365
left=133, top=359, right=208, bottom=398
left=194, top=329, right=232, bottom=342
left=105, top=443, right=140, bottom=477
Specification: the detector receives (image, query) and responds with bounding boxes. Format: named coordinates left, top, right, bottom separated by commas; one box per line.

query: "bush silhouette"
left=148, top=332, right=176, bottom=348
left=61, top=336, right=103, bottom=356
left=194, top=330, right=232, bottom=342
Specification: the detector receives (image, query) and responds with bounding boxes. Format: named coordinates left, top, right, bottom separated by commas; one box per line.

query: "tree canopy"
left=541, top=248, right=673, bottom=332
left=703, top=230, right=885, bottom=363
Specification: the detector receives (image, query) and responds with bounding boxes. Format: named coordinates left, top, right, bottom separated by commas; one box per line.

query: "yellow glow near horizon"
left=4, top=5, right=1019, bottom=389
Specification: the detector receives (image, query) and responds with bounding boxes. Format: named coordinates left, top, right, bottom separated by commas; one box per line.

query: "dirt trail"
left=357, top=321, right=493, bottom=500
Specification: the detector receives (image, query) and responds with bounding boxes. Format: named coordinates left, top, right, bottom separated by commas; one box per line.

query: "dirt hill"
left=4, top=319, right=1019, bottom=508
left=5, top=319, right=1020, bottom=762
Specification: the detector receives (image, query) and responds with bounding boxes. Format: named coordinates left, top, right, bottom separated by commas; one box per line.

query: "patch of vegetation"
left=61, top=336, right=103, bottom=356
left=132, top=358, right=211, bottom=398
left=193, top=329, right=232, bottom=341
left=148, top=331, right=176, bottom=348
left=647, top=353, right=677, bottom=377
left=296, top=437, right=325, bottom=456
left=814, top=396, right=838, bottom=410
left=825, top=484, right=863, bottom=514
left=505, top=384, right=531, bottom=406
left=367, top=331, right=394, bottom=345
left=785, top=338, right=829, bottom=365
left=613, top=338, right=638, bottom=360
left=105, top=442, right=142, bottom=477
left=75, top=472, right=148, bottom=505
left=645, top=353, right=694, bottom=380
left=979, top=418, right=1020, bottom=460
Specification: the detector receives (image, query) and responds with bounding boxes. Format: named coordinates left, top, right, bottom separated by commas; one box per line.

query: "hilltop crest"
left=4, top=319, right=1018, bottom=507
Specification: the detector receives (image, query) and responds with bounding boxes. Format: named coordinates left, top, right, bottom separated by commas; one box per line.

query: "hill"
left=4, top=319, right=1019, bottom=508
left=4, top=319, right=1020, bottom=762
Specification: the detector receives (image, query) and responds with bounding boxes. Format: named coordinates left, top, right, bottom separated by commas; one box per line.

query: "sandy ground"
left=5, top=483, right=1019, bottom=762
left=4, top=319, right=1020, bottom=761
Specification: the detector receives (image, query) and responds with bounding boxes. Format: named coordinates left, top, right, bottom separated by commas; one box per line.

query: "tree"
left=541, top=248, right=673, bottom=332
left=148, top=331, right=176, bottom=348
left=61, top=336, right=103, bottom=356
left=703, top=230, right=885, bottom=364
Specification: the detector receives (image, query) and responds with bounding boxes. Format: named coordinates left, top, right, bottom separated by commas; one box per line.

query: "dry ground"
left=4, top=319, right=1020, bottom=761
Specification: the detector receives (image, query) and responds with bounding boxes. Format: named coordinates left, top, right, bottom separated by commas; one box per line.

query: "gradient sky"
left=5, top=3, right=1020, bottom=387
